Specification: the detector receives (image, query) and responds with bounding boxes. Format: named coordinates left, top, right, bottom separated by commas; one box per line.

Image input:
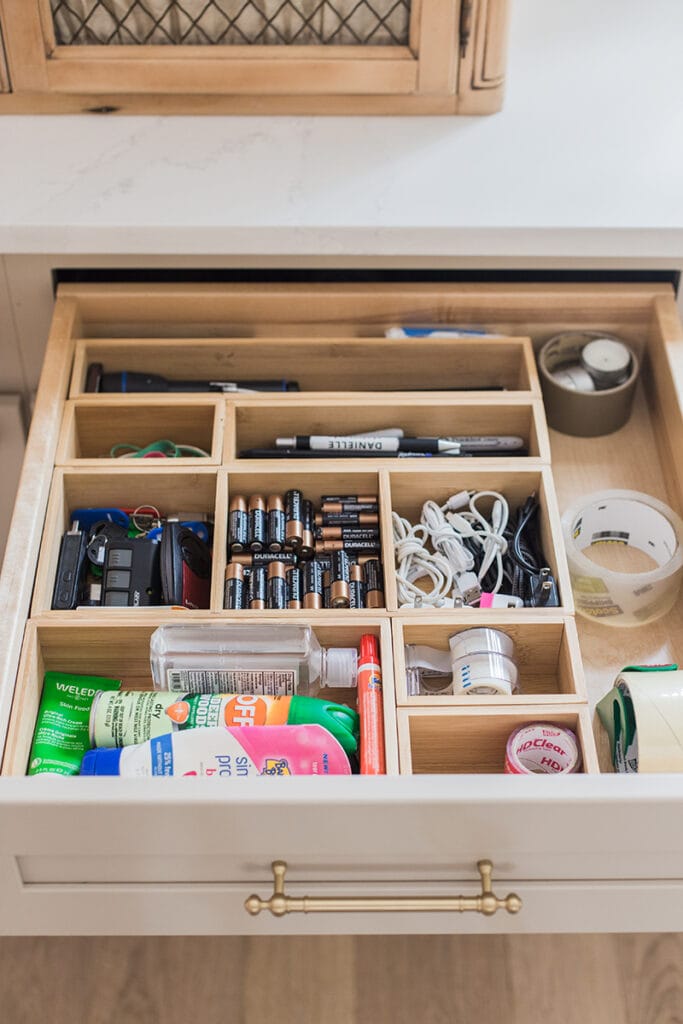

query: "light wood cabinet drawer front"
left=1, top=280, right=683, bottom=936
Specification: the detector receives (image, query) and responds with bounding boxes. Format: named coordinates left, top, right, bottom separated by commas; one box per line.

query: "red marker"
left=358, top=634, right=386, bottom=775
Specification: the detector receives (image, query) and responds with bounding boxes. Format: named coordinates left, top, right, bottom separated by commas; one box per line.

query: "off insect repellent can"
left=89, top=690, right=360, bottom=756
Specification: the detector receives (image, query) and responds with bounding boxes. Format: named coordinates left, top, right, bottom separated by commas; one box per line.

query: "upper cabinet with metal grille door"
left=0, top=0, right=510, bottom=114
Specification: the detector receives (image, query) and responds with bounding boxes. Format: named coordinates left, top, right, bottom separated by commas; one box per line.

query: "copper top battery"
left=363, top=558, right=384, bottom=609
left=316, top=539, right=381, bottom=555
left=286, top=565, right=302, bottom=609
left=299, top=499, right=315, bottom=560
left=322, top=567, right=331, bottom=609
left=285, top=488, right=304, bottom=549
left=248, top=494, right=267, bottom=552
left=231, top=551, right=298, bottom=567
left=321, top=495, right=378, bottom=504
left=315, top=512, right=379, bottom=527
left=330, top=549, right=351, bottom=608
left=248, top=564, right=267, bottom=610
left=316, top=527, right=379, bottom=541
left=349, top=562, right=365, bottom=609
left=302, top=559, right=323, bottom=610
left=267, top=494, right=285, bottom=552
left=267, top=560, right=287, bottom=610
left=228, top=495, right=248, bottom=553
left=224, top=561, right=246, bottom=610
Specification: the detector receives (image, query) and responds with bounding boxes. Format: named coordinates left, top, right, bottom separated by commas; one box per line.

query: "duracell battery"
left=363, top=558, right=384, bottom=609
left=267, top=561, right=287, bottom=610
left=330, top=549, right=351, bottom=609
left=316, top=539, right=381, bottom=555
left=267, top=495, right=285, bottom=552
left=323, top=568, right=331, bottom=609
left=224, top=562, right=246, bottom=610
left=321, top=503, right=379, bottom=516
left=248, top=565, right=267, bottom=609
left=315, top=527, right=379, bottom=542
left=321, top=495, right=378, bottom=504
left=248, top=494, right=267, bottom=552
left=285, top=488, right=304, bottom=549
left=286, top=565, right=302, bottom=609
left=228, top=495, right=248, bottom=553
left=349, top=562, right=365, bottom=609
left=231, top=551, right=298, bottom=567
left=302, top=559, right=323, bottom=610
left=314, top=512, right=379, bottom=527
left=299, top=499, right=315, bottom=560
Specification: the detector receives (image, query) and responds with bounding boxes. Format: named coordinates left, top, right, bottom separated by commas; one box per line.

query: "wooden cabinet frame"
left=0, top=0, right=509, bottom=113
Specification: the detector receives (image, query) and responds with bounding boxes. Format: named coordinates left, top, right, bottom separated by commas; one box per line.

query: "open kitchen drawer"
left=1, top=280, right=683, bottom=936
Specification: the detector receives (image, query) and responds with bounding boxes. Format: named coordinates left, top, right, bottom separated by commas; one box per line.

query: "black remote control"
left=51, top=525, right=88, bottom=610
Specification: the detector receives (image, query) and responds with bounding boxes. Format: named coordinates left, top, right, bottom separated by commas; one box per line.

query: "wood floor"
left=0, top=935, right=682, bottom=1023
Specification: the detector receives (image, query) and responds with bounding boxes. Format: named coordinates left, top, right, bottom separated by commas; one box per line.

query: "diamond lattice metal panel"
left=50, top=0, right=411, bottom=46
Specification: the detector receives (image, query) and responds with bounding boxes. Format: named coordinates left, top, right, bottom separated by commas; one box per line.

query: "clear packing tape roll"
left=597, top=666, right=683, bottom=772
left=562, top=490, right=683, bottom=626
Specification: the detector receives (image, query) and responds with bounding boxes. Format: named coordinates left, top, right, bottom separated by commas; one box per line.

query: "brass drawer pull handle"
left=245, top=859, right=522, bottom=918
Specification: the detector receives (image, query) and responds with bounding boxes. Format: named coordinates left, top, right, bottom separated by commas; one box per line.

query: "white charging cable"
left=392, top=512, right=453, bottom=607
left=393, top=490, right=509, bottom=608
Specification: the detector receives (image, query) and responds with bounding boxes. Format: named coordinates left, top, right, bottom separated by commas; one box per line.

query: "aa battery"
left=330, top=549, right=351, bottom=608
left=349, top=562, right=365, bottom=609
left=267, top=561, right=287, bottom=610
left=231, top=551, right=298, bottom=567
left=267, top=494, right=285, bottom=552
left=321, top=495, right=378, bottom=504
left=228, top=495, right=248, bottom=553
left=316, top=538, right=381, bottom=555
left=285, top=488, right=304, bottom=549
left=223, top=562, right=245, bottom=610
left=299, top=499, right=315, bottom=559
left=248, top=494, right=267, bottom=552
left=315, top=512, right=379, bottom=527
left=248, top=565, right=267, bottom=609
left=286, top=565, right=302, bottom=609
left=316, top=527, right=379, bottom=542
left=363, top=558, right=385, bottom=608
left=323, top=568, right=331, bottom=609
left=303, top=559, right=323, bottom=610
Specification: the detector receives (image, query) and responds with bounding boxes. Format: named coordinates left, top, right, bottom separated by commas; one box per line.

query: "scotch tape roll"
left=538, top=331, right=639, bottom=437
left=451, top=651, right=518, bottom=696
left=448, top=627, right=514, bottom=661
left=504, top=723, right=581, bottom=774
left=563, top=490, right=683, bottom=627
left=604, top=669, right=683, bottom=772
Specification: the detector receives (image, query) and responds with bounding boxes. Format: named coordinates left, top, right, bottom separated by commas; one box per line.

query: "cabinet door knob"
left=245, top=859, right=522, bottom=918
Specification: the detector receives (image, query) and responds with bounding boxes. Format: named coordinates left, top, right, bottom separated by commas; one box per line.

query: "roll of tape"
left=563, top=489, right=683, bottom=626
left=538, top=331, right=639, bottom=437
left=451, top=651, right=519, bottom=696
left=405, top=628, right=519, bottom=696
left=597, top=666, right=683, bottom=772
left=504, top=723, right=581, bottom=774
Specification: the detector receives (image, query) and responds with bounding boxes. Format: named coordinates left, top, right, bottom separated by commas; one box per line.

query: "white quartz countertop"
left=0, top=0, right=682, bottom=257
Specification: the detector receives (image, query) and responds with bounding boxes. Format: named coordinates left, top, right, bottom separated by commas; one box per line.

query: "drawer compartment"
left=32, top=468, right=220, bottom=615
left=69, top=335, right=540, bottom=397
left=56, top=397, right=224, bottom=466
left=398, top=706, right=598, bottom=775
left=232, top=396, right=550, bottom=462
left=2, top=617, right=399, bottom=776
left=392, top=615, right=586, bottom=705
left=219, top=467, right=390, bottom=613
left=386, top=466, right=571, bottom=613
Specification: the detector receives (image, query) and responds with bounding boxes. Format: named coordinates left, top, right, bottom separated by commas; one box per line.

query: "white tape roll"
left=405, top=628, right=519, bottom=696
left=562, top=490, right=683, bottom=626
left=605, top=669, right=683, bottom=772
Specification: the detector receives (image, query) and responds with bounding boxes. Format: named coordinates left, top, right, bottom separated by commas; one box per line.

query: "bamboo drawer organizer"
left=3, top=280, right=683, bottom=784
